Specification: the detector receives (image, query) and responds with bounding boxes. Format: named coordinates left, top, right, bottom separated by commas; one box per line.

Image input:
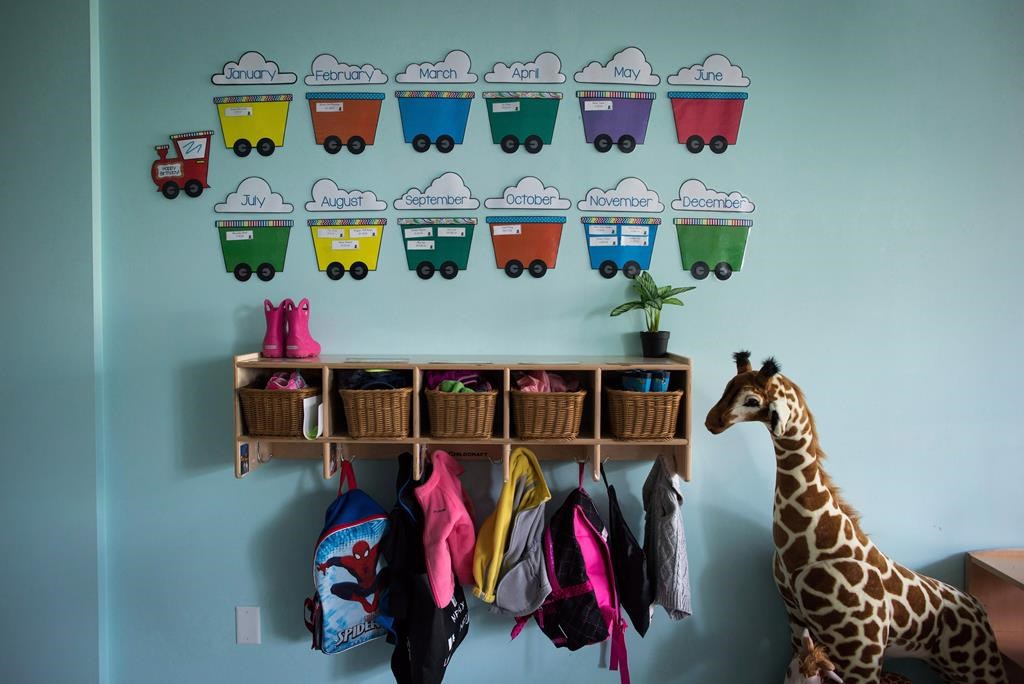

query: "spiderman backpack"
left=304, top=460, right=390, bottom=654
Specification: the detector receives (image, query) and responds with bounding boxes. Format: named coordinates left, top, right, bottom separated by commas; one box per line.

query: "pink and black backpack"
left=512, top=463, right=630, bottom=684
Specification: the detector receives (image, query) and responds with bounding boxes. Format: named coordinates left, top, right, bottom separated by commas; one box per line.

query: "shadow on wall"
left=176, top=355, right=235, bottom=475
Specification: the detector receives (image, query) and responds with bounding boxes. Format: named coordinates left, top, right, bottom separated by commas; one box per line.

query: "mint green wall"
left=1, top=2, right=100, bottom=683
left=97, top=0, right=1024, bottom=683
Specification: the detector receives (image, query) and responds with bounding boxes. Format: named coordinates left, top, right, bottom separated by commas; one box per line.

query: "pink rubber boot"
left=261, top=299, right=288, bottom=358
left=285, top=298, right=321, bottom=358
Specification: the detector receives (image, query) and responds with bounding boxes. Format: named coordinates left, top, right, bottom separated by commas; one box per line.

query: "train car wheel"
left=326, top=262, right=345, bottom=280
left=161, top=182, right=180, bottom=199
left=350, top=262, right=369, bottom=280
left=184, top=180, right=203, bottom=198
left=504, top=260, right=524, bottom=278
left=524, top=135, right=543, bottom=154
left=594, top=134, right=613, bottom=153
left=714, top=262, right=733, bottom=280
left=685, top=135, right=705, bottom=153
left=233, top=263, right=252, bottom=282
left=690, top=261, right=710, bottom=280
left=256, top=138, right=275, bottom=156
left=435, top=135, right=455, bottom=153
left=617, top=135, right=636, bottom=153
left=256, top=263, right=276, bottom=281
left=347, top=137, right=366, bottom=155
left=528, top=259, right=548, bottom=278
left=623, top=261, right=641, bottom=279
left=598, top=260, right=618, bottom=279
left=412, top=135, right=431, bottom=153
left=439, top=261, right=459, bottom=279
left=500, top=135, right=520, bottom=153
left=233, top=139, right=252, bottom=157
left=710, top=136, right=728, bottom=154
left=416, top=261, right=435, bottom=279
left=324, top=136, right=342, bottom=154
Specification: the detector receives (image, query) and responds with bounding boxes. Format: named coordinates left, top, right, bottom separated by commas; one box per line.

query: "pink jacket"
left=414, top=450, right=476, bottom=608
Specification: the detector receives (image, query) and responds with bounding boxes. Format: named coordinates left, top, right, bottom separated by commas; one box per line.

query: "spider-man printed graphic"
left=317, top=539, right=383, bottom=613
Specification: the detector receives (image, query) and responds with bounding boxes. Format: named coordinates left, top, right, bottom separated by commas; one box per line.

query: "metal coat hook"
left=255, top=441, right=271, bottom=464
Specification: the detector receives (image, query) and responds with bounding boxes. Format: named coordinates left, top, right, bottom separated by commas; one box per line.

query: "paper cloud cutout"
left=578, top=177, right=663, bottom=213
left=215, top=177, right=293, bottom=213
left=672, top=179, right=755, bottom=213
left=574, top=47, right=659, bottom=85
left=394, top=172, right=479, bottom=210
left=667, top=54, right=749, bottom=87
left=395, top=50, right=477, bottom=84
left=485, top=52, right=566, bottom=83
left=306, top=179, right=387, bottom=212
left=305, top=54, right=387, bottom=86
left=211, top=51, right=297, bottom=85
left=485, top=177, right=570, bottom=210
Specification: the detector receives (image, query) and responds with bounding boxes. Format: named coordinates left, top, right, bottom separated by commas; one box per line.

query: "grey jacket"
left=643, top=454, right=692, bottom=620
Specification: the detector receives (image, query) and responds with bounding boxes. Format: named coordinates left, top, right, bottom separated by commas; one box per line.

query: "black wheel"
left=528, top=259, right=548, bottom=278
left=323, top=136, right=342, bottom=154
left=524, top=135, right=543, bottom=154
left=685, top=135, right=705, bottom=153
left=349, top=261, right=369, bottom=280
left=416, top=261, right=435, bottom=279
left=435, top=135, right=455, bottom=153
left=184, top=179, right=203, bottom=198
left=411, top=134, right=431, bottom=153
left=500, top=135, right=520, bottom=153
left=598, top=260, right=618, bottom=279
left=623, top=261, right=641, bottom=279
left=347, top=136, right=366, bottom=154
left=439, top=261, right=459, bottom=279
left=256, top=263, right=275, bottom=281
left=256, top=138, right=275, bottom=156
left=714, top=262, right=733, bottom=280
left=233, top=263, right=252, bottom=281
left=504, top=260, right=524, bottom=278
left=617, top=135, right=636, bottom=153
left=690, top=261, right=710, bottom=280
left=594, top=134, right=613, bottom=153
left=710, top=136, right=728, bottom=154
left=326, top=262, right=344, bottom=280
left=232, top=139, right=252, bottom=157
left=161, top=181, right=179, bottom=199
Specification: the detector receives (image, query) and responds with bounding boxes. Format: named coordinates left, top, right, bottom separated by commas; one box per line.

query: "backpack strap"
left=610, top=617, right=630, bottom=684
left=578, top=461, right=585, bottom=489
left=337, top=459, right=356, bottom=496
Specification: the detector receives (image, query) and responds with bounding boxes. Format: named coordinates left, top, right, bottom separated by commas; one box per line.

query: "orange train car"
left=486, top=216, right=566, bottom=278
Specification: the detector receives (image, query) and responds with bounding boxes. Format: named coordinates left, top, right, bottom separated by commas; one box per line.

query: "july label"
left=621, top=226, right=649, bottom=237
left=588, top=225, right=616, bottom=235
left=404, top=227, right=432, bottom=239
left=407, top=240, right=435, bottom=250
left=226, top=230, right=254, bottom=241
left=156, top=163, right=182, bottom=178
left=621, top=236, right=648, bottom=247
left=492, top=224, right=522, bottom=236
left=315, top=102, right=344, bottom=112
left=317, top=228, right=345, bottom=238
left=584, top=100, right=613, bottom=111
left=589, top=236, right=617, bottom=247
left=349, top=228, right=378, bottom=238
left=437, top=227, right=465, bottom=237
left=224, top=106, right=253, bottom=117
left=492, top=101, right=520, bottom=113
left=331, top=240, right=359, bottom=250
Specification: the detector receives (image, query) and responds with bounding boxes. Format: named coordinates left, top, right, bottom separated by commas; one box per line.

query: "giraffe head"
left=705, top=351, right=797, bottom=438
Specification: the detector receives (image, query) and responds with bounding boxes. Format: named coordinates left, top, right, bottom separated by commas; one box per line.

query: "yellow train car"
left=308, top=218, right=386, bottom=280
left=214, top=94, right=292, bottom=157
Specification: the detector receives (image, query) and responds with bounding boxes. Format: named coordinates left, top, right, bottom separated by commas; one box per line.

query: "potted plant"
left=609, top=271, right=695, bottom=357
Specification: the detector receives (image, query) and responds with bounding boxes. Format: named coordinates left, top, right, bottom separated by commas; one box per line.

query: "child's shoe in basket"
left=285, top=298, right=321, bottom=358
left=262, top=299, right=287, bottom=358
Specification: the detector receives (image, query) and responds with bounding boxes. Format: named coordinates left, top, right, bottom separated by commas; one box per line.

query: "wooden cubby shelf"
left=233, top=354, right=693, bottom=483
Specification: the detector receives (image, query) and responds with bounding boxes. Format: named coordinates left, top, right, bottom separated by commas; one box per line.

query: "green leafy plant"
left=609, top=271, right=695, bottom=332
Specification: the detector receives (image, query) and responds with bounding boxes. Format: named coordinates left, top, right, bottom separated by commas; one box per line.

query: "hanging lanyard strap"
left=337, top=460, right=357, bottom=495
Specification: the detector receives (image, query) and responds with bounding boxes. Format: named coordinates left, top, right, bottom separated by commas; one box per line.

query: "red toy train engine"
left=151, top=130, right=213, bottom=199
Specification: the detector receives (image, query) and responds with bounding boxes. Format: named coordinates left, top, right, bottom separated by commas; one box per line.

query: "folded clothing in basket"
left=425, top=371, right=493, bottom=393
left=265, top=371, right=309, bottom=390
left=338, top=369, right=411, bottom=390
left=514, top=370, right=579, bottom=393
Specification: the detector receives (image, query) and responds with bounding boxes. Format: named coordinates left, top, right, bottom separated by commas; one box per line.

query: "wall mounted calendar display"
left=306, top=180, right=387, bottom=212
left=394, top=172, right=480, bottom=211
left=308, top=218, right=387, bottom=280
left=304, top=54, right=388, bottom=86
left=666, top=54, right=750, bottom=154
left=672, top=179, right=755, bottom=280
left=215, top=177, right=294, bottom=213
left=399, top=218, right=477, bottom=280
left=484, top=176, right=569, bottom=278
left=213, top=94, right=293, bottom=157
left=150, top=131, right=213, bottom=200
left=575, top=47, right=659, bottom=153
left=217, top=220, right=293, bottom=282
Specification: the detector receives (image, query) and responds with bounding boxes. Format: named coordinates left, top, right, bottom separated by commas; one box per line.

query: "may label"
left=492, top=101, right=520, bottom=113
left=407, top=240, right=435, bottom=250
left=437, top=227, right=465, bottom=238
left=589, top=236, right=617, bottom=247
left=404, top=227, right=432, bottom=239
left=226, top=230, right=254, bottom=241
left=317, top=228, right=345, bottom=238
left=621, top=226, right=649, bottom=237
left=315, top=102, right=344, bottom=113
left=492, top=224, right=522, bottom=236
left=621, top=236, right=649, bottom=247
left=331, top=240, right=359, bottom=250
left=584, top=100, right=613, bottom=112
left=224, top=106, right=253, bottom=117
left=349, top=228, right=378, bottom=238
left=156, top=163, right=182, bottom=179
left=588, top=225, right=617, bottom=235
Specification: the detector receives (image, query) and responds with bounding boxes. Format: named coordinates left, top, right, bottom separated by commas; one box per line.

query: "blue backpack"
left=304, top=460, right=390, bottom=654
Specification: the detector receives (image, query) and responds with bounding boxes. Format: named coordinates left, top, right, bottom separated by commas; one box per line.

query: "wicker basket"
left=238, top=386, right=321, bottom=437
left=338, top=387, right=412, bottom=438
left=606, top=388, right=683, bottom=440
left=510, top=389, right=586, bottom=440
left=425, top=389, right=498, bottom=439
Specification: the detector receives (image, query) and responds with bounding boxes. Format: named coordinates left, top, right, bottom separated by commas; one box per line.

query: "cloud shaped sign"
left=575, top=47, right=659, bottom=85
left=578, top=178, right=663, bottom=212
left=306, top=179, right=387, bottom=212
left=215, top=177, right=293, bottom=213
left=395, top=50, right=477, bottom=83
left=667, top=54, right=749, bottom=87
left=672, top=179, right=755, bottom=212
left=305, top=54, right=387, bottom=85
left=395, top=172, right=479, bottom=210
left=485, top=177, right=570, bottom=210
left=212, top=51, right=297, bottom=85
left=485, top=52, right=566, bottom=83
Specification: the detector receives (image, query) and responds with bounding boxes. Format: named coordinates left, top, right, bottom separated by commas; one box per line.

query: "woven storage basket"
left=238, top=386, right=321, bottom=437
left=510, top=389, right=586, bottom=440
left=338, top=387, right=413, bottom=438
left=606, top=388, right=683, bottom=440
left=426, top=389, right=498, bottom=439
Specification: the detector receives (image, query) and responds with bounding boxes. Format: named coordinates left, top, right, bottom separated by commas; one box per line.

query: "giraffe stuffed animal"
left=706, top=352, right=1007, bottom=684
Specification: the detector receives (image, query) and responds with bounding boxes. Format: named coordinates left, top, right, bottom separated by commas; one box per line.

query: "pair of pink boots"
left=262, top=298, right=321, bottom=358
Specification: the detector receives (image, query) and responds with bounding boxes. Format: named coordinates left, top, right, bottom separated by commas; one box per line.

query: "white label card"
left=588, top=225, right=617, bottom=235
left=404, top=227, right=432, bottom=238
left=156, top=163, right=182, bottom=179
left=407, top=240, right=435, bottom=250
left=492, top=101, right=520, bottom=113
left=621, top=236, right=649, bottom=247
left=226, top=230, right=254, bottom=241
left=584, top=100, right=613, bottom=111
left=492, top=224, right=522, bottom=236
left=437, top=227, right=465, bottom=237
left=315, top=102, right=344, bottom=112
left=349, top=228, right=378, bottom=238
left=589, top=236, right=618, bottom=247
left=621, top=226, right=649, bottom=236
left=331, top=240, right=359, bottom=250
left=317, top=228, right=345, bottom=238
left=224, top=106, right=253, bottom=117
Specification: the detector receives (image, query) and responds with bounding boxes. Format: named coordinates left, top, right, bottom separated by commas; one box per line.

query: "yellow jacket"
left=472, top=447, right=551, bottom=604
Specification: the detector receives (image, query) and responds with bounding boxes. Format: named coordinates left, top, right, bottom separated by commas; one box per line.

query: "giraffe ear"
left=769, top=398, right=792, bottom=437
left=733, top=350, right=752, bottom=374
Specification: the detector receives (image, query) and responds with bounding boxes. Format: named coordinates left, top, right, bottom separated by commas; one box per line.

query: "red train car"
left=151, top=130, right=213, bottom=199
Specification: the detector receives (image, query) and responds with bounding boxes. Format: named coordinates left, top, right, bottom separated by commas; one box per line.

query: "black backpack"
left=603, top=468, right=653, bottom=636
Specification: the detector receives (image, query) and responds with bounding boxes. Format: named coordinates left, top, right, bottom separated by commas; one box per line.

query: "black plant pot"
left=640, top=331, right=670, bottom=358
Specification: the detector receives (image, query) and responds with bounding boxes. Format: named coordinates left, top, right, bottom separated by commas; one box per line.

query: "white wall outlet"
left=235, top=606, right=261, bottom=645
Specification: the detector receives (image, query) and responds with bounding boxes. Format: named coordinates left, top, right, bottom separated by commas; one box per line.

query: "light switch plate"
left=235, top=606, right=261, bottom=645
